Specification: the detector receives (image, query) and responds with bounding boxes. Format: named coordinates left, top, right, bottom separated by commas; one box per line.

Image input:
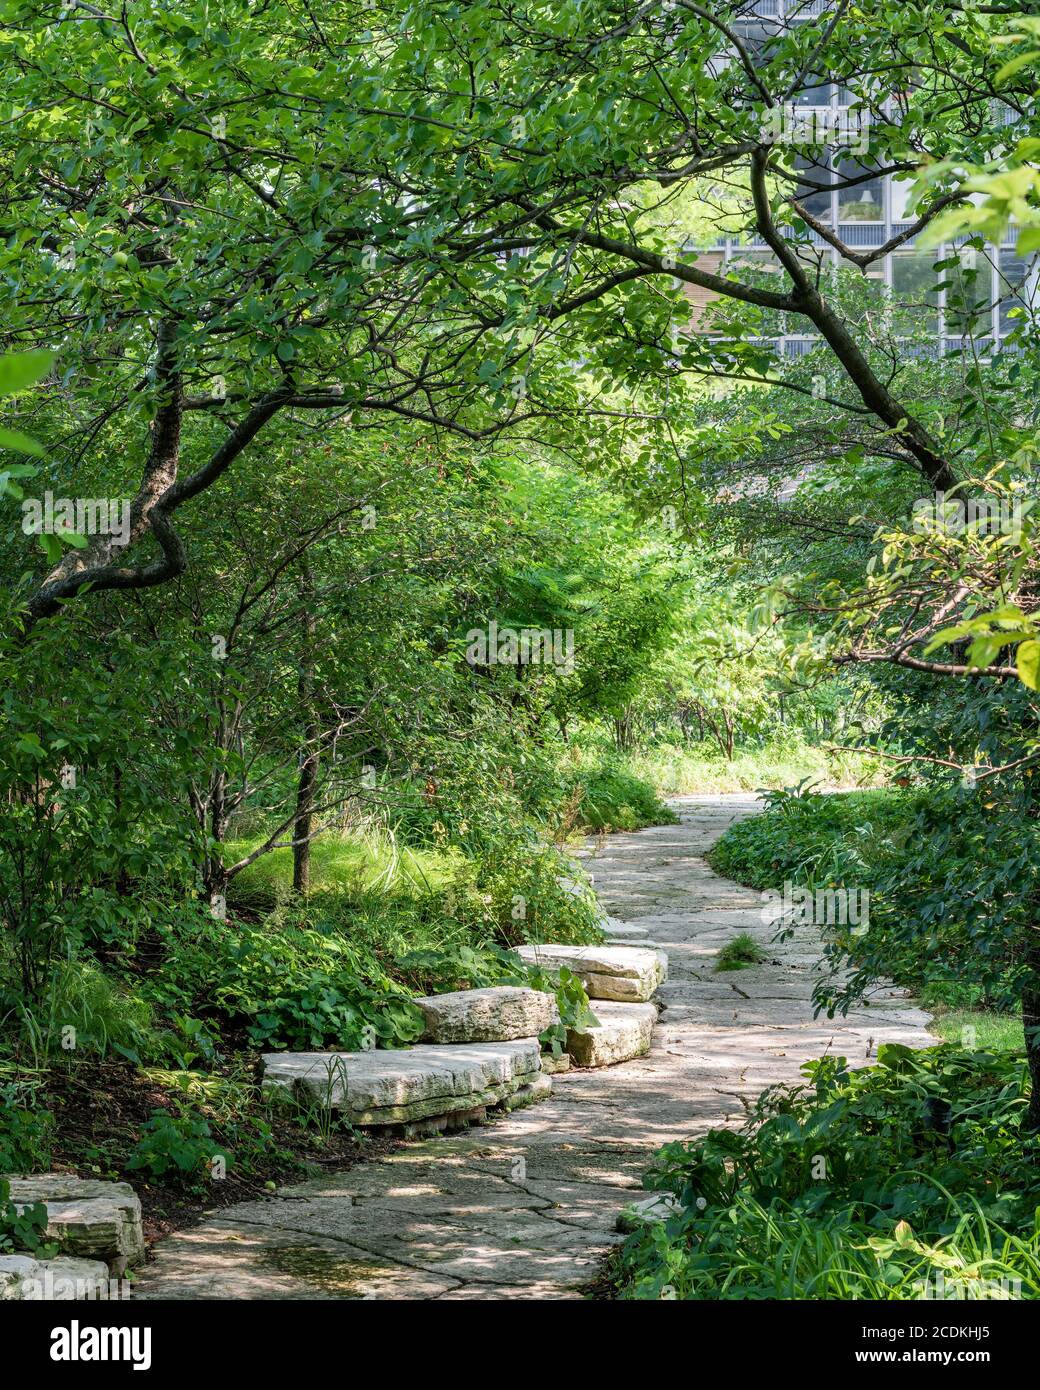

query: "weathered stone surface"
left=415, top=986, right=559, bottom=1043
left=566, top=1001, right=658, bottom=1068
left=501, top=1073, right=553, bottom=1111
left=541, top=1052, right=571, bottom=1074
left=263, top=1039, right=541, bottom=1126
left=516, top=943, right=667, bottom=1002
left=602, top=921, right=648, bottom=939
left=5, top=1175, right=145, bottom=1272
left=0, top=1254, right=114, bottom=1300
left=134, top=1221, right=461, bottom=1301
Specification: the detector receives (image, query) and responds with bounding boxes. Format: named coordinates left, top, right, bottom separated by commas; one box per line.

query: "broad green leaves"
left=0, top=350, right=53, bottom=399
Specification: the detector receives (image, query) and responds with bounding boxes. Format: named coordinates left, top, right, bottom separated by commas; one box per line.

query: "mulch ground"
left=30, top=1058, right=399, bottom=1250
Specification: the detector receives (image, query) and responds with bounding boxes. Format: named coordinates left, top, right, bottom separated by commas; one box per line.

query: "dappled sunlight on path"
left=137, top=795, right=937, bottom=1301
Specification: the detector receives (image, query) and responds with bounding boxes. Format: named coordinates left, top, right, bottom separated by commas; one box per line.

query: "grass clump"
left=714, top=933, right=767, bottom=972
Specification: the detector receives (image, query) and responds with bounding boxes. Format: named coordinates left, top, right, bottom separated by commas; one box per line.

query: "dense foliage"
left=616, top=1046, right=1040, bottom=1300
left=0, top=0, right=1038, bottom=1307
left=710, top=786, right=1035, bottom=1016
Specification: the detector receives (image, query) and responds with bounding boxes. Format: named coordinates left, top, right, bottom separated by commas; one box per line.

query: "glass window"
left=836, top=159, right=883, bottom=223
left=997, top=250, right=1031, bottom=335
left=891, top=251, right=940, bottom=335
left=792, top=79, right=833, bottom=107
left=793, top=153, right=832, bottom=220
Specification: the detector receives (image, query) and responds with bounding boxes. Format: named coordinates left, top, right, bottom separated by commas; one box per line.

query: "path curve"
left=137, top=794, right=937, bottom=1301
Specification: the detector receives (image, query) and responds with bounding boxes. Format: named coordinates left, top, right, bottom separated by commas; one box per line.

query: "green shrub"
left=126, top=1109, right=231, bottom=1188
left=142, top=820, right=607, bottom=1054
left=559, top=755, right=676, bottom=832
left=616, top=1045, right=1040, bottom=1300
left=0, top=1084, right=53, bottom=1172
left=143, top=911, right=426, bottom=1052
left=621, top=1194, right=1040, bottom=1300
left=709, top=785, right=1028, bottom=1014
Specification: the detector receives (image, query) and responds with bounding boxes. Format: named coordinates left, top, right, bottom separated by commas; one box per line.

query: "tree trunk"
left=293, top=599, right=318, bottom=895
left=1022, top=935, right=1040, bottom=1132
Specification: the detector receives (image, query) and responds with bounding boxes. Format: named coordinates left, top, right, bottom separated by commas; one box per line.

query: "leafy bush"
left=0, top=1178, right=55, bottom=1256
left=709, top=786, right=1029, bottom=1014
left=621, top=1194, right=1040, bottom=1300
left=143, top=911, right=426, bottom=1052
left=142, top=844, right=607, bottom=1052
left=558, top=754, right=676, bottom=833
left=126, top=1109, right=231, bottom=1187
left=616, top=1045, right=1040, bottom=1299
left=0, top=1084, right=53, bottom=1172
left=0, top=612, right=200, bottom=1007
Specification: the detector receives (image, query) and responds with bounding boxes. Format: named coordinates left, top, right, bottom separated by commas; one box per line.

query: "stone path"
left=136, top=794, right=937, bottom=1301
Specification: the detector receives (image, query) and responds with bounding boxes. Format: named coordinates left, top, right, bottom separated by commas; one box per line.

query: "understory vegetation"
left=617, top=1047, right=1040, bottom=1300
left=710, top=785, right=1033, bottom=1023
left=2, top=0, right=1040, bottom=1310
left=614, top=782, right=1040, bottom=1298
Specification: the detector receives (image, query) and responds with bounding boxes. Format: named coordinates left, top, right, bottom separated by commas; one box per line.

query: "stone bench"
left=263, top=1038, right=545, bottom=1128
left=515, top=943, right=667, bottom=1003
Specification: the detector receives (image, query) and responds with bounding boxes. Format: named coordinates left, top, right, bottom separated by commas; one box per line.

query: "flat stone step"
left=5, top=1176, right=145, bottom=1274
left=516, top=943, right=667, bottom=1002
left=540, top=1052, right=571, bottom=1075
left=566, top=1001, right=659, bottom=1068
left=501, top=1072, right=553, bottom=1111
left=601, top=921, right=649, bottom=939
left=0, top=1253, right=114, bottom=1301
left=263, top=1039, right=543, bottom=1127
left=414, top=985, right=558, bottom=1043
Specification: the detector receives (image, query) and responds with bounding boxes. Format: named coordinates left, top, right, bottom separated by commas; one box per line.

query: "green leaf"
left=1016, top=639, right=1040, bottom=690
left=38, top=532, right=62, bottom=564
left=1016, top=225, right=1040, bottom=255
left=0, top=351, right=54, bottom=398
left=995, top=49, right=1040, bottom=83
left=0, top=426, right=45, bottom=457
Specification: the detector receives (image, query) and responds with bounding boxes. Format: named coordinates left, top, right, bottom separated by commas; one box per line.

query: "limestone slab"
left=6, top=1175, right=145, bottom=1271
left=501, top=1072, right=553, bottom=1111
left=516, top=943, right=667, bottom=1002
left=263, top=1039, right=541, bottom=1126
left=0, top=1254, right=114, bottom=1301
left=566, top=1001, right=658, bottom=1068
left=602, top=922, right=649, bottom=939
left=541, top=1052, right=571, bottom=1074
left=415, top=986, right=558, bottom=1043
